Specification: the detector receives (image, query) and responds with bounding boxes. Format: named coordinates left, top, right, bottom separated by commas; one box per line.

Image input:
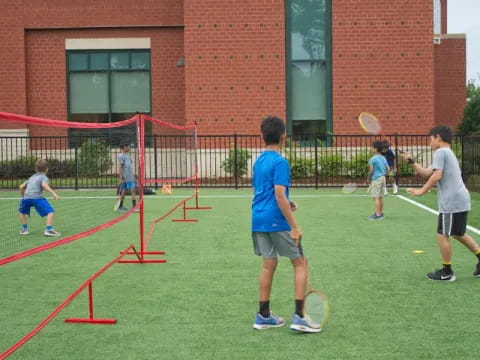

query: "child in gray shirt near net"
left=404, top=125, right=480, bottom=281
left=18, top=159, right=61, bottom=236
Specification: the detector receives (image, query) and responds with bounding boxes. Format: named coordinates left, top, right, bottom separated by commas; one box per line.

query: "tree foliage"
left=458, top=78, right=480, bottom=135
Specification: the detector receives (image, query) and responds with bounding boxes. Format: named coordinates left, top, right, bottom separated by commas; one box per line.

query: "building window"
left=67, top=50, right=151, bottom=143
left=433, top=0, right=442, bottom=34
left=287, top=0, right=331, bottom=137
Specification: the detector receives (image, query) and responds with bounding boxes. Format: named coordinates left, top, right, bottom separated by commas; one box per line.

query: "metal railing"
left=0, top=134, right=479, bottom=191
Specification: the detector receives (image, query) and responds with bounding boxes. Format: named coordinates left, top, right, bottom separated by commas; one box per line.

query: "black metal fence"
left=0, top=134, right=479, bottom=191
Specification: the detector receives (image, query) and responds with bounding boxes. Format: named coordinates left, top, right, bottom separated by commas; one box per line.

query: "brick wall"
left=332, top=0, right=436, bottom=134
left=184, top=0, right=286, bottom=135
left=25, top=28, right=185, bottom=137
left=0, top=2, right=27, bottom=125
left=434, top=36, right=466, bottom=130
left=0, top=0, right=183, bottom=132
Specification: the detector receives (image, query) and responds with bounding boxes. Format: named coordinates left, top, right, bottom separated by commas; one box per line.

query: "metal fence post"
left=461, top=135, right=466, bottom=183
left=74, top=144, right=78, bottom=191
left=234, top=133, right=238, bottom=189
left=314, top=132, right=319, bottom=189
left=153, top=136, right=158, bottom=190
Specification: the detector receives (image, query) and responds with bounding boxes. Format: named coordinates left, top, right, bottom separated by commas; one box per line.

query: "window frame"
left=285, top=0, right=332, bottom=137
left=66, top=49, right=152, bottom=124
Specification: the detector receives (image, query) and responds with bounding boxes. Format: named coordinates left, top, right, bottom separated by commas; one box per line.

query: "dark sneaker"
left=368, top=214, right=384, bottom=221
left=473, top=263, right=480, bottom=278
left=427, top=269, right=456, bottom=282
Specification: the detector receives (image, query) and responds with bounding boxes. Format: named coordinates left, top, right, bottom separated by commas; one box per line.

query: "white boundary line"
left=397, top=194, right=480, bottom=235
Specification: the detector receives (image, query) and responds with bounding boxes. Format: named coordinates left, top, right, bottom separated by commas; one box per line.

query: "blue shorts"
left=121, top=182, right=136, bottom=191
left=19, top=198, right=54, bottom=217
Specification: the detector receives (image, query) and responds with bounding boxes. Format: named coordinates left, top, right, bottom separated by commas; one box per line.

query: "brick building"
left=0, top=0, right=466, bottom=136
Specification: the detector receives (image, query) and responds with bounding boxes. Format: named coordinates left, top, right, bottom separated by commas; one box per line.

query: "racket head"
left=358, top=112, right=381, bottom=135
left=303, top=289, right=330, bottom=330
left=342, top=182, right=357, bottom=194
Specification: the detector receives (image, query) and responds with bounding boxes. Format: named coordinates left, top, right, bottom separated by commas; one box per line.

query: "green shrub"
left=319, top=153, right=344, bottom=176
left=221, top=148, right=251, bottom=177
left=396, top=159, right=414, bottom=177
left=284, top=141, right=318, bottom=179
left=0, top=156, right=37, bottom=178
left=46, top=158, right=77, bottom=178
left=78, top=139, right=113, bottom=176
left=345, top=152, right=370, bottom=177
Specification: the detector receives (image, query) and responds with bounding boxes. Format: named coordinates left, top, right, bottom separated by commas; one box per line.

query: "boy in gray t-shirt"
left=404, top=125, right=480, bottom=282
left=115, top=143, right=137, bottom=212
left=18, top=159, right=61, bottom=236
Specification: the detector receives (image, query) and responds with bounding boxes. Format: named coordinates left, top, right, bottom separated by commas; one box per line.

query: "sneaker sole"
left=20, top=233, right=30, bottom=235
left=426, top=274, right=456, bottom=282
left=44, top=233, right=61, bottom=237
left=253, top=322, right=285, bottom=330
left=473, top=274, right=480, bottom=279
left=290, top=324, right=322, bottom=333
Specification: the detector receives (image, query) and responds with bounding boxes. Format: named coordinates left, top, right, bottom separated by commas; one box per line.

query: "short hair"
left=429, top=125, right=453, bottom=144
left=372, top=140, right=384, bottom=152
left=35, top=159, right=48, bottom=173
left=120, top=142, right=130, bottom=149
left=260, top=116, right=286, bottom=145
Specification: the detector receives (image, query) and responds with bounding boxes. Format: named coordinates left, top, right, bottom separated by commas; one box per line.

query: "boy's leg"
left=258, top=258, right=278, bottom=316
left=290, top=256, right=307, bottom=317
left=131, top=186, right=137, bottom=207
left=46, top=212, right=54, bottom=227
left=437, top=233, right=452, bottom=264
left=453, top=234, right=480, bottom=253
left=19, top=213, right=29, bottom=234
left=19, top=213, right=28, bottom=225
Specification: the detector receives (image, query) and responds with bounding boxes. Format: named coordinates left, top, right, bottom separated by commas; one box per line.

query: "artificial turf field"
left=0, top=188, right=479, bottom=360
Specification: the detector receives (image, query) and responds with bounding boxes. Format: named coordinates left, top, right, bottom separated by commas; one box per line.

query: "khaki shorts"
left=370, top=176, right=386, bottom=198
left=252, top=231, right=303, bottom=259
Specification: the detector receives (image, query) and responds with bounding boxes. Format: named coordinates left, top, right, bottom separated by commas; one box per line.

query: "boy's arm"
left=367, top=164, right=373, bottom=183
left=401, top=152, right=433, bottom=178
left=19, top=183, right=26, bottom=196
left=407, top=170, right=442, bottom=196
left=42, top=182, right=60, bottom=200
left=274, top=185, right=302, bottom=245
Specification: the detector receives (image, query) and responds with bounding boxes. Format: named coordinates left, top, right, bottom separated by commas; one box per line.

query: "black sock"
left=295, top=299, right=304, bottom=318
left=259, top=301, right=270, bottom=318
left=119, top=200, right=124, bottom=207
left=443, top=263, right=452, bottom=274
left=132, top=200, right=137, bottom=207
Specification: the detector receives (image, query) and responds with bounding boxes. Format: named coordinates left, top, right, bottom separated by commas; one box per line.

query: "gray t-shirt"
left=431, top=147, right=471, bottom=213
left=119, top=153, right=134, bottom=182
left=23, top=173, right=49, bottom=199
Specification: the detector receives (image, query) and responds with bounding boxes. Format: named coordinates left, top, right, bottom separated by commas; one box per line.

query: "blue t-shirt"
left=251, top=150, right=291, bottom=232
left=369, top=154, right=388, bottom=180
left=382, top=149, right=395, bottom=167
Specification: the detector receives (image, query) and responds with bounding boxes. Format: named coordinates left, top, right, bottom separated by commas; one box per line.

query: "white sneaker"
left=20, top=229, right=30, bottom=235
left=384, top=189, right=388, bottom=196
left=44, top=229, right=61, bottom=237
left=393, top=183, right=398, bottom=194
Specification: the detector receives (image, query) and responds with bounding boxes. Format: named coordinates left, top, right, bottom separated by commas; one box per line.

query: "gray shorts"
left=252, top=231, right=303, bottom=259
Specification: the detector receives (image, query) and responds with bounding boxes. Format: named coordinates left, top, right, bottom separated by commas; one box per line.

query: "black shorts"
left=437, top=212, right=468, bottom=236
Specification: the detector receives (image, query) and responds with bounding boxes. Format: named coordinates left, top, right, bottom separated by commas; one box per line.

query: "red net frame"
left=0, top=112, right=211, bottom=265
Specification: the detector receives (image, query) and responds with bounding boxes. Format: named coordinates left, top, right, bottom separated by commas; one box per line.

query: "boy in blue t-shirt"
left=251, top=116, right=319, bottom=333
left=367, top=141, right=389, bottom=220
left=18, top=159, right=61, bottom=236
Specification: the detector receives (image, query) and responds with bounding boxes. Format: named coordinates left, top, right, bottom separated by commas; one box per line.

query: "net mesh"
left=0, top=112, right=199, bottom=263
